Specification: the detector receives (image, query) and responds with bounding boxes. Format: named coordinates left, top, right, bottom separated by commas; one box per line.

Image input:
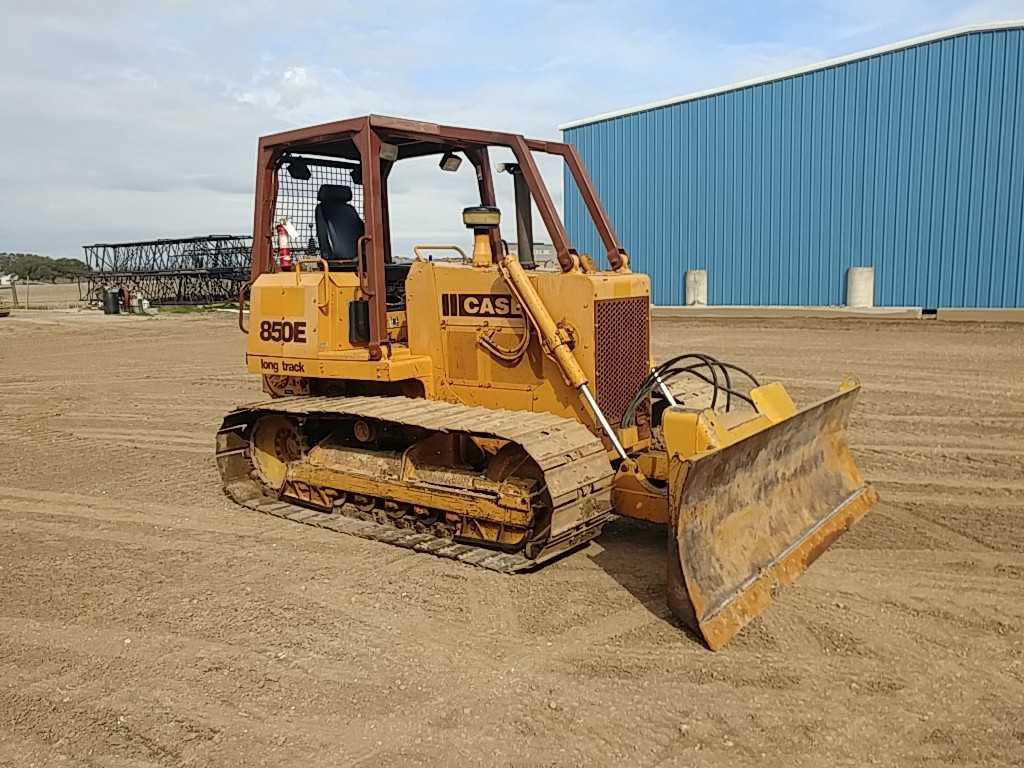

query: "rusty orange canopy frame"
left=250, top=114, right=630, bottom=360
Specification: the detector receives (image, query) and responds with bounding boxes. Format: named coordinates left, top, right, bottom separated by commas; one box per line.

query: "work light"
left=439, top=151, right=462, bottom=172
left=286, top=160, right=311, bottom=180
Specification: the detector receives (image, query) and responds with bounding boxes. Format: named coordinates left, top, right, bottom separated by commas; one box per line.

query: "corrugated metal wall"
left=563, top=27, right=1024, bottom=307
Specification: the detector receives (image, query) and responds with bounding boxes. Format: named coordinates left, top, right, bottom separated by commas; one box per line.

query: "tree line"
left=0, top=253, right=91, bottom=282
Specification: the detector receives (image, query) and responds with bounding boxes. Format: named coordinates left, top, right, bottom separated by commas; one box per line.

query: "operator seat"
left=315, top=184, right=364, bottom=266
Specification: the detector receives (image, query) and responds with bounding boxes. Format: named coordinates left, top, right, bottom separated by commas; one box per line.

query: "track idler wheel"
left=249, top=415, right=304, bottom=490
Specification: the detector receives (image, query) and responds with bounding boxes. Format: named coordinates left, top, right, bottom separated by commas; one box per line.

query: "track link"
left=215, top=396, right=615, bottom=572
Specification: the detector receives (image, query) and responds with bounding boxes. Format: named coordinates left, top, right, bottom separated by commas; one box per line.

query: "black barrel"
left=102, top=289, right=121, bottom=315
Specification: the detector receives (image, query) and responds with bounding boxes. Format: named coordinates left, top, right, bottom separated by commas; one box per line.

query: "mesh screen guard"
left=594, top=296, right=651, bottom=430
left=273, top=158, right=364, bottom=264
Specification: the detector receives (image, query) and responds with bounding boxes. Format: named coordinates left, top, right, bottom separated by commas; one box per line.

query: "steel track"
left=215, top=396, right=615, bottom=572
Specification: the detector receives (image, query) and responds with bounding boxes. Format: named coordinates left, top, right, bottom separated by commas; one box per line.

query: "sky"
left=1, top=0, right=1022, bottom=260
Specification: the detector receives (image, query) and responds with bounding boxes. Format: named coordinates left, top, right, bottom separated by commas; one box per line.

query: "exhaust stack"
left=501, top=163, right=536, bottom=268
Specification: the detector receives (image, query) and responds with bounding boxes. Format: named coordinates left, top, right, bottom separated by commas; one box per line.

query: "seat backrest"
left=315, top=184, right=364, bottom=264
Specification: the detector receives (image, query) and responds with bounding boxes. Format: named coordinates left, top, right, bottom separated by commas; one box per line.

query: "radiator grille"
left=594, top=296, right=650, bottom=429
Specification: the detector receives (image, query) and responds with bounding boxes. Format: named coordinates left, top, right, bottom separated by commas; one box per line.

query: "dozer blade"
left=666, top=385, right=878, bottom=650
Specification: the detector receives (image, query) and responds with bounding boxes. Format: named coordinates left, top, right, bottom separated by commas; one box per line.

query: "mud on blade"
left=666, top=385, right=878, bottom=650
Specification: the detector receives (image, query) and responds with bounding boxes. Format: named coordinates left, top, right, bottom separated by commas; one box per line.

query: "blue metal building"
left=561, top=22, right=1024, bottom=308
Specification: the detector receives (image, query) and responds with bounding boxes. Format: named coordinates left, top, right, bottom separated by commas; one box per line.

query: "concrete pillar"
left=685, top=269, right=708, bottom=306
left=846, top=267, right=875, bottom=308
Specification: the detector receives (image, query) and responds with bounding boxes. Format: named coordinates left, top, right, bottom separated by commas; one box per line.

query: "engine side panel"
left=405, top=261, right=651, bottom=440
left=245, top=261, right=651, bottom=452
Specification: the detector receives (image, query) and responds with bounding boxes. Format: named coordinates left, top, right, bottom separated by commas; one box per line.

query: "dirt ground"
left=1, top=309, right=1022, bottom=767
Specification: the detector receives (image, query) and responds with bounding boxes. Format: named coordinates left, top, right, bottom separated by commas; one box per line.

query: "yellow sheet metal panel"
left=249, top=259, right=651, bottom=455
left=246, top=352, right=433, bottom=386
left=405, top=260, right=650, bottom=453
left=248, top=270, right=363, bottom=359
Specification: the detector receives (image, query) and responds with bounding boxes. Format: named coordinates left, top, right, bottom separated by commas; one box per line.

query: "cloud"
left=0, top=0, right=1014, bottom=257
left=952, top=0, right=1024, bottom=24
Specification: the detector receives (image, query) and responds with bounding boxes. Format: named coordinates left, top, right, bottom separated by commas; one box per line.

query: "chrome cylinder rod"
left=654, top=370, right=678, bottom=406
left=579, top=383, right=629, bottom=461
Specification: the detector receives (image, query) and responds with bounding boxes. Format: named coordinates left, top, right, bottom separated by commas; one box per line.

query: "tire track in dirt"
left=55, top=427, right=211, bottom=453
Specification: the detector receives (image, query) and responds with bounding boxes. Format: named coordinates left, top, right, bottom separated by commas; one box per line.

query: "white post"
left=846, top=267, right=875, bottom=308
left=685, top=269, right=708, bottom=306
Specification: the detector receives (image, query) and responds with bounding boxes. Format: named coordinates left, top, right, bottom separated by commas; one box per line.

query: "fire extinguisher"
left=276, top=221, right=292, bottom=270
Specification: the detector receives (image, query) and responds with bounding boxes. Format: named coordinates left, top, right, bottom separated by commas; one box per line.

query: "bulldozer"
left=216, top=115, right=878, bottom=650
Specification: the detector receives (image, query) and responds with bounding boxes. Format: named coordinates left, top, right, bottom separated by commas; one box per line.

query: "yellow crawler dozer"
left=216, top=115, right=877, bottom=650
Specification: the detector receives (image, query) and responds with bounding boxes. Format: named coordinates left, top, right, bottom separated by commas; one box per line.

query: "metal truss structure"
left=80, top=235, right=253, bottom=306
